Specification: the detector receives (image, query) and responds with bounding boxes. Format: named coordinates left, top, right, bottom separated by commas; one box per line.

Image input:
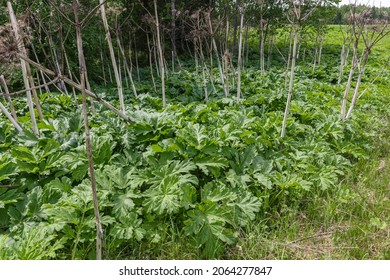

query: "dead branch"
left=18, top=54, right=130, bottom=122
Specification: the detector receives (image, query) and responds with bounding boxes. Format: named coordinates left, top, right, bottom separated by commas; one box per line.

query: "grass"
left=231, top=151, right=389, bottom=260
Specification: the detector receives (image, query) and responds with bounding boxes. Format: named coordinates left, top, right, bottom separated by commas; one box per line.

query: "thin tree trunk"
left=62, top=42, right=78, bottom=105
left=154, top=0, right=166, bottom=107
left=243, top=24, right=249, bottom=70
left=7, top=0, right=39, bottom=136
left=47, top=32, right=67, bottom=95
left=223, top=48, right=230, bottom=97
left=35, top=71, right=42, bottom=95
left=285, top=25, right=294, bottom=85
left=171, top=0, right=177, bottom=72
left=0, top=75, right=18, bottom=121
left=345, top=51, right=369, bottom=119
left=318, top=34, right=323, bottom=65
left=281, top=24, right=299, bottom=138
left=207, top=40, right=216, bottom=93
left=30, top=41, right=50, bottom=93
left=312, top=33, right=319, bottom=71
left=199, top=39, right=208, bottom=101
left=146, top=33, right=157, bottom=92
left=237, top=6, right=244, bottom=101
left=116, top=33, right=137, bottom=97
left=194, top=41, right=199, bottom=79
left=100, top=0, right=125, bottom=113
left=0, top=85, right=4, bottom=102
left=20, top=54, right=130, bottom=122
left=207, top=11, right=228, bottom=97
left=259, top=16, right=266, bottom=75
left=232, top=1, right=238, bottom=56
left=73, top=1, right=103, bottom=260
left=152, top=32, right=160, bottom=77
left=267, top=33, right=275, bottom=69
left=338, top=40, right=346, bottom=84
left=99, top=31, right=107, bottom=86
left=133, top=34, right=141, bottom=83
left=0, top=99, right=23, bottom=133
left=225, top=0, right=230, bottom=54
left=341, top=40, right=358, bottom=120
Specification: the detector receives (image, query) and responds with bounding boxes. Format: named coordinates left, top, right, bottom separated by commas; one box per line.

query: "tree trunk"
left=116, top=33, right=137, bottom=97
left=73, top=1, right=103, bottom=260
left=236, top=6, right=244, bottom=101
left=154, top=0, right=166, bottom=107
left=267, top=33, right=275, bottom=69
left=0, top=75, right=18, bottom=122
left=341, top=40, right=359, bottom=120
left=99, top=0, right=125, bottom=113
left=318, top=34, right=323, bottom=66
left=171, top=0, right=177, bottom=71
left=99, top=31, right=107, bottom=86
left=225, top=0, right=230, bottom=54
left=338, top=40, right=346, bottom=85
left=232, top=1, right=238, bottom=57
left=7, top=0, right=39, bottom=136
left=0, top=99, right=23, bottom=133
left=259, top=15, right=266, bottom=75
left=132, top=34, right=141, bottom=83
left=20, top=55, right=130, bottom=122
left=243, top=24, right=249, bottom=70
left=281, top=24, right=299, bottom=138
left=30, top=41, right=51, bottom=93
left=285, top=25, right=294, bottom=85
left=197, top=38, right=208, bottom=101
left=207, top=11, right=228, bottom=97
left=146, top=33, right=157, bottom=92
left=345, top=51, right=369, bottom=119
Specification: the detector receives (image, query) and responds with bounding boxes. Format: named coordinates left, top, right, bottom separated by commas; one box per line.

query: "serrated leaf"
left=0, top=162, right=17, bottom=181
left=110, top=212, right=145, bottom=241
left=201, top=182, right=237, bottom=202
left=143, top=177, right=182, bottom=215
left=231, top=192, right=261, bottom=224
left=194, top=156, right=228, bottom=175
left=113, top=192, right=135, bottom=219
left=11, top=147, right=36, bottom=164
left=24, top=187, right=43, bottom=217
left=254, top=173, right=272, bottom=189
left=71, top=162, right=88, bottom=182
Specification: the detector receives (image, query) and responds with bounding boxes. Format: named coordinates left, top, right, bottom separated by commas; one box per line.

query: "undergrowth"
left=0, top=27, right=389, bottom=260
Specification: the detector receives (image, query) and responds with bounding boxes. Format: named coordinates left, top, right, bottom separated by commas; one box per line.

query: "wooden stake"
left=73, top=1, right=103, bottom=260
left=0, top=75, right=18, bottom=122
left=154, top=0, right=166, bottom=107
left=99, top=0, right=125, bottom=113
left=7, top=1, right=39, bottom=136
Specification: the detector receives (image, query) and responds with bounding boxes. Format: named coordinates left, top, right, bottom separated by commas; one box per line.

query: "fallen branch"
left=0, top=99, right=23, bottom=132
left=1, top=77, right=59, bottom=97
left=18, top=54, right=131, bottom=122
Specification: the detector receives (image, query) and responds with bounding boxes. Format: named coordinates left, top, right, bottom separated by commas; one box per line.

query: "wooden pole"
left=0, top=75, right=18, bottom=121
left=19, top=55, right=130, bottom=122
left=73, top=1, right=103, bottom=260
left=99, top=0, right=125, bottom=113
left=154, top=0, right=166, bottom=107
left=7, top=1, right=39, bottom=136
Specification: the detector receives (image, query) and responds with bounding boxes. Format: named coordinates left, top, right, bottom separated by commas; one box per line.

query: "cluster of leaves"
left=0, top=62, right=383, bottom=259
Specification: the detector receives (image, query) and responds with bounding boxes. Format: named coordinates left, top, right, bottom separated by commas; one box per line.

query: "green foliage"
left=1, top=22, right=389, bottom=259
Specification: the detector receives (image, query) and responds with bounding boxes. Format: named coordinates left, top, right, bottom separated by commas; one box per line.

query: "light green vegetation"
left=0, top=26, right=389, bottom=260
